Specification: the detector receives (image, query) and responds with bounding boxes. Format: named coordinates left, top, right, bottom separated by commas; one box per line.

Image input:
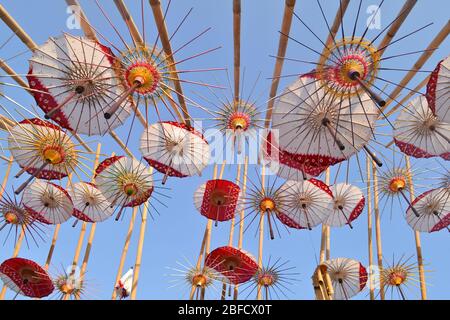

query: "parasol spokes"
left=349, top=71, right=386, bottom=107
left=104, top=79, right=143, bottom=120
left=321, top=118, right=345, bottom=151
left=44, top=86, right=85, bottom=119
left=14, top=160, right=51, bottom=195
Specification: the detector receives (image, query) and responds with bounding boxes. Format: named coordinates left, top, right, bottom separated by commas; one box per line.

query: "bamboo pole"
left=405, top=156, right=427, bottom=300
left=382, top=20, right=450, bottom=113
left=366, top=156, right=375, bottom=300
left=233, top=0, right=241, bottom=103
left=0, top=4, right=37, bottom=49
left=113, top=0, right=144, bottom=47
left=0, top=229, right=25, bottom=299
left=376, top=0, right=418, bottom=57
left=228, top=163, right=242, bottom=247
left=111, top=206, right=138, bottom=300
left=149, top=0, right=192, bottom=126
left=44, top=225, right=60, bottom=270
left=320, top=169, right=331, bottom=263
left=256, top=165, right=265, bottom=300
left=264, top=0, right=296, bottom=127
left=372, top=158, right=385, bottom=300
left=130, top=200, right=150, bottom=300
left=0, top=155, right=13, bottom=198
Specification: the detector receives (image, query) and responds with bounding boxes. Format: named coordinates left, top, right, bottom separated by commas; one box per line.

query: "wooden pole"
left=0, top=155, right=13, bottom=198
left=65, top=0, right=97, bottom=41
left=405, top=156, right=427, bottom=300
left=256, top=165, right=265, bottom=300
left=372, top=158, right=385, bottom=300
left=113, top=0, right=144, bottom=47
left=233, top=0, right=241, bottom=104
left=130, top=200, right=150, bottom=300
left=44, top=225, right=60, bottom=270
left=111, top=206, right=138, bottom=300
left=382, top=20, right=450, bottom=113
left=366, top=156, right=375, bottom=300
left=149, top=0, right=192, bottom=125
left=228, top=163, right=242, bottom=247
left=320, top=168, right=331, bottom=263
left=264, top=0, right=296, bottom=127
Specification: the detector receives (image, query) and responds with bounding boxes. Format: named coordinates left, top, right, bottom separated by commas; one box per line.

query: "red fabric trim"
left=199, top=179, right=240, bottom=222
left=394, top=138, right=435, bottom=159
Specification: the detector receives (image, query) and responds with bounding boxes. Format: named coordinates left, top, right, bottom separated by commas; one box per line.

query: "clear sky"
left=0, top=0, right=449, bottom=300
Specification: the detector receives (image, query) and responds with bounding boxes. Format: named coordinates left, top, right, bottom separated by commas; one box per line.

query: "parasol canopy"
left=427, top=56, right=450, bottom=123
left=272, top=74, right=379, bottom=169
left=406, top=187, right=450, bottom=233
left=69, top=181, right=114, bottom=225
left=324, top=183, right=365, bottom=229
left=276, top=178, right=334, bottom=230
left=205, top=246, right=258, bottom=285
left=193, top=179, right=242, bottom=224
left=0, top=257, right=54, bottom=298
left=22, top=180, right=73, bottom=225
left=115, top=267, right=133, bottom=300
left=394, top=95, right=449, bottom=159
left=322, top=257, right=367, bottom=300
left=140, top=121, right=210, bottom=184
left=27, top=34, right=131, bottom=135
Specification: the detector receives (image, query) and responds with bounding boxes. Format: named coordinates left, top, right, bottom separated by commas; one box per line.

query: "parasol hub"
left=211, top=191, right=227, bottom=206
left=389, top=177, right=406, bottom=193
left=43, top=146, right=65, bottom=165
left=192, top=274, right=208, bottom=288
left=258, top=273, right=275, bottom=287
left=260, top=197, right=276, bottom=212
left=123, top=183, right=138, bottom=197
left=4, top=211, right=19, bottom=224
left=228, top=112, right=250, bottom=131
left=223, top=256, right=241, bottom=271
left=126, top=62, right=160, bottom=95
left=59, top=282, right=75, bottom=295
left=20, top=267, right=38, bottom=284
left=334, top=197, right=346, bottom=210
left=388, top=271, right=406, bottom=286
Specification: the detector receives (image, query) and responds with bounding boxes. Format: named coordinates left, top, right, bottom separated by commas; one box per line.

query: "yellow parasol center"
left=59, top=282, right=75, bottom=295
left=259, top=198, right=276, bottom=212
left=389, top=177, right=406, bottom=193
left=43, top=146, right=65, bottom=165
left=388, top=272, right=406, bottom=286
left=123, top=183, right=138, bottom=197
left=258, top=274, right=275, bottom=287
left=4, top=211, right=19, bottom=224
left=192, top=274, right=208, bottom=288
left=339, top=59, right=365, bottom=84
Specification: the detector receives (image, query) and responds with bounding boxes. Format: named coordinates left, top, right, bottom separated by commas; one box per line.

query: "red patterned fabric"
left=275, top=211, right=306, bottom=230
left=0, top=257, right=54, bottom=298
left=359, top=263, right=368, bottom=291
left=441, top=152, right=450, bottom=161
left=426, top=59, right=442, bottom=115
left=162, top=121, right=207, bottom=143
left=95, top=156, right=124, bottom=176
left=308, top=178, right=333, bottom=197
left=394, top=138, right=435, bottom=159
left=124, top=187, right=153, bottom=207
left=19, top=118, right=61, bottom=131
left=199, top=179, right=240, bottom=222
left=27, top=42, right=116, bottom=131
left=349, top=197, right=366, bottom=222
left=205, top=246, right=258, bottom=285
left=72, top=209, right=94, bottom=223
left=144, top=157, right=186, bottom=178
left=431, top=213, right=450, bottom=232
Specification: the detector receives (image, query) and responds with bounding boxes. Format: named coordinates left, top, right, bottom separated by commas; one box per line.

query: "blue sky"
left=0, top=0, right=449, bottom=300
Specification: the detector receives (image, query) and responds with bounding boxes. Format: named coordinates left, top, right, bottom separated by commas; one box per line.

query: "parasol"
left=22, top=180, right=73, bottom=225
left=139, top=121, right=210, bottom=184
left=115, top=267, right=133, bottom=300
left=427, top=56, right=450, bottom=123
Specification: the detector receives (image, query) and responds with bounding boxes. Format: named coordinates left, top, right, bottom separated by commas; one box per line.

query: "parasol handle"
left=398, top=188, right=420, bottom=217
left=322, top=118, right=345, bottom=151
left=338, top=206, right=353, bottom=229
left=235, top=127, right=243, bottom=155
left=266, top=210, right=275, bottom=240
left=72, top=219, right=79, bottom=228
left=14, top=160, right=49, bottom=195
left=349, top=71, right=386, bottom=107
left=397, top=284, right=406, bottom=300
left=104, top=80, right=142, bottom=120
left=45, top=87, right=83, bottom=119
left=364, top=146, right=383, bottom=167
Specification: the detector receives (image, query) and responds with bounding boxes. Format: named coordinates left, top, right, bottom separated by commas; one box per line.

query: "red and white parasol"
left=22, top=180, right=73, bottom=225
left=272, top=74, right=378, bottom=169
left=324, top=183, right=365, bottom=229
left=322, top=257, right=367, bottom=300
left=193, top=179, right=243, bottom=225
left=276, top=178, right=334, bottom=230
left=27, top=34, right=131, bottom=135
left=8, top=118, right=78, bottom=194
left=69, top=181, right=114, bottom=226
left=394, top=95, right=449, bottom=159
left=427, top=56, right=450, bottom=123
left=95, top=156, right=153, bottom=220
left=406, top=187, right=450, bottom=233
left=0, top=257, right=54, bottom=298
left=205, top=246, right=258, bottom=285
left=140, top=121, right=210, bottom=184
left=115, top=267, right=133, bottom=300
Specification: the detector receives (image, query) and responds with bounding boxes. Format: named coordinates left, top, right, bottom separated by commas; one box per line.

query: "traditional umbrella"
left=322, top=257, right=367, bottom=300
left=69, top=181, right=114, bottom=227
left=114, top=267, right=133, bottom=300
left=8, top=118, right=79, bottom=194
left=22, top=180, right=73, bottom=225
left=52, top=267, right=85, bottom=300
left=139, top=121, right=210, bottom=184
left=272, top=74, right=380, bottom=170
left=427, top=56, right=450, bottom=123
left=95, top=156, right=153, bottom=221
left=276, top=179, right=334, bottom=231
left=194, top=179, right=243, bottom=226
left=324, top=183, right=365, bottom=229
left=0, top=192, right=45, bottom=246
left=262, top=131, right=328, bottom=181
left=394, top=95, right=449, bottom=159
left=0, top=257, right=54, bottom=298
left=380, top=255, right=420, bottom=300
left=205, top=246, right=258, bottom=286
left=405, top=187, right=450, bottom=233
left=27, top=34, right=131, bottom=135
